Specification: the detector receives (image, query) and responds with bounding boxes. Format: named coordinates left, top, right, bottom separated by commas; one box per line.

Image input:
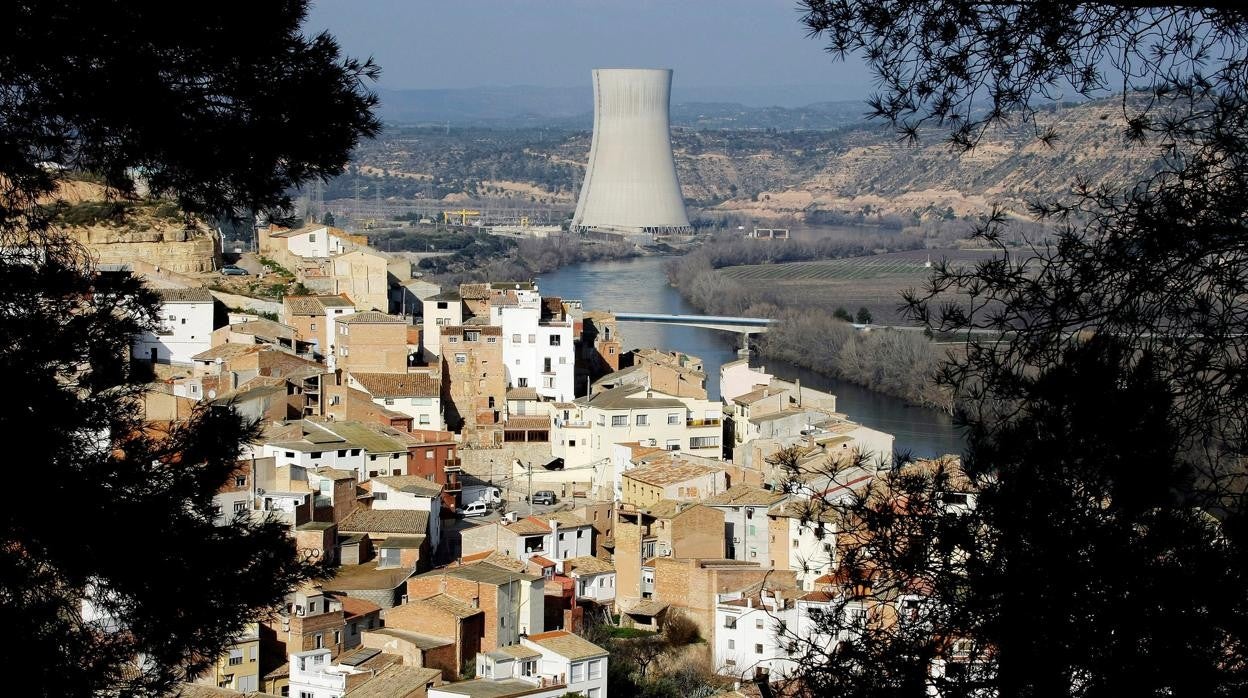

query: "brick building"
left=337, top=311, right=409, bottom=374
left=439, top=325, right=506, bottom=446
left=407, top=562, right=545, bottom=650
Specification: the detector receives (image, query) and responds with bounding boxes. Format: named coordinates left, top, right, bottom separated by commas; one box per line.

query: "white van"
left=459, top=501, right=489, bottom=517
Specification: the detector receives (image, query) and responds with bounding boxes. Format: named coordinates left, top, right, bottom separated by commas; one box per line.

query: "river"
left=535, top=255, right=965, bottom=458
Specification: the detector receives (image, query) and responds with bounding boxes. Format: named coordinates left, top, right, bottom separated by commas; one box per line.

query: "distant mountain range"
left=375, top=86, right=871, bottom=131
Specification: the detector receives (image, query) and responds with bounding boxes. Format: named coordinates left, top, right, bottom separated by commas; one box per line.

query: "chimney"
left=794, top=378, right=801, bottom=407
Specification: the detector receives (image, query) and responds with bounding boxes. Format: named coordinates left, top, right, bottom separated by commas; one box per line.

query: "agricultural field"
left=716, top=248, right=1000, bottom=324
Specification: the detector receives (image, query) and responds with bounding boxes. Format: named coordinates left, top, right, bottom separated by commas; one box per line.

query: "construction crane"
left=442, top=209, right=481, bottom=226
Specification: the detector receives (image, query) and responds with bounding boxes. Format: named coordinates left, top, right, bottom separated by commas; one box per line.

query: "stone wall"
left=74, top=226, right=221, bottom=274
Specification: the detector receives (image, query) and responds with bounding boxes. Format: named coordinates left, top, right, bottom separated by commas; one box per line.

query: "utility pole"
left=527, top=461, right=534, bottom=516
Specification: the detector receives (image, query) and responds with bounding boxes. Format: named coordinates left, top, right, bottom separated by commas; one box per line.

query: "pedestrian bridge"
left=613, top=312, right=775, bottom=334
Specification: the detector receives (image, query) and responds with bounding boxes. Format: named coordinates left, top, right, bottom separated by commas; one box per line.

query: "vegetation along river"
left=536, top=255, right=965, bottom=458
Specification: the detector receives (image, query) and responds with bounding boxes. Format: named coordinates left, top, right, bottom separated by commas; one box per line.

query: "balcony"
left=443, top=458, right=462, bottom=472
left=687, top=418, right=721, bottom=427
left=445, top=476, right=462, bottom=492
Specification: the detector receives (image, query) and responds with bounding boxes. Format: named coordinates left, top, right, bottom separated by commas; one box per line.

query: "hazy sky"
left=304, top=0, right=875, bottom=106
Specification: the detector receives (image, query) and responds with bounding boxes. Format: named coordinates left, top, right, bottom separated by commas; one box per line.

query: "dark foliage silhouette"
left=2, top=1, right=379, bottom=694
left=781, top=1, right=1248, bottom=695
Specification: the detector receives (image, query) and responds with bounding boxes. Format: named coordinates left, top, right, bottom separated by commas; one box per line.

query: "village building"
left=132, top=287, right=218, bottom=365
left=347, top=371, right=443, bottom=430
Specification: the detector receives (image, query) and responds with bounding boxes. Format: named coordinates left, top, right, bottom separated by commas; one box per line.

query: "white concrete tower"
left=572, top=68, right=692, bottom=236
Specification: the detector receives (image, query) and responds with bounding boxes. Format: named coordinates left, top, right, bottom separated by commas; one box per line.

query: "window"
left=512, top=333, right=521, bottom=343
left=447, top=336, right=458, bottom=344
left=455, top=353, right=467, bottom=365
left=180, top=318, right=186, bottom=325
left=588, top=659, right=602, bottom=679
left=487, top=336, right=497, bottom=343
left=517, top=377, right=528, bottom=388
left=549, top=335, right=561, bottom=346
left=543, top=357, right=552, bottom=372
left=311, top=452, right=322, bottom=459
left=234, top=501, right=246, bottom=514
left=235, top=476, right=246, bottom=487
left=528, top=334, right=536, bottom=343
left=543, top=376, right=555, bottom=388
left=334, top=630, right=341, bottom=645
left=284, top=451, right=294, bottom=458
left=419, top=415, right=430, bottom=425
left=436, top=317, right=448, bottom=325
left=571, top=662, right=584, bottom=683
left=689, top=436, right=719, bottom=449
left=314, top=634, right=323, bottom=649
left=465, top=330, right=479, bottom=342
left=755, top=644, right=764, bottom=655
left=339, top=347, right=348, bottom=356
left=608, top=347, right=615, bottom=354
left=611, top=415, right=627, bottom=426
left=308, top=233, right=317, bottom=242
left=756, top=618, right=764, bottom=630
left=568, top=439, right=576, bottom=447
left=370, top=455, right=377, bottom=461
left=635, top=414, right=647, bottom=426
left=668, top=413, right=682, bottom=425
left=728, top=639, right=735, bottom=650
left=724, top=616, right=738, bottom=629
left=229, top=650, right=244, bottom=666
left=351, top=449, right=360, bottom=456
left=384, top=398, right=395, bottom=405
left=749, top=525, right=757, bottom=537
left=340, top=325, right=348, bottom=335
left=310, top=323, right=316, bottom=331
left=588, top=689, right=601, bottom=698
left=577, top=529, right=584, bottom=538
left=666, top=439, right=681, bottom=451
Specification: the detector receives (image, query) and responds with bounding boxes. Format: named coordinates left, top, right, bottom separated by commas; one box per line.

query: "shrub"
left=662, top=609, right=700, bottom=645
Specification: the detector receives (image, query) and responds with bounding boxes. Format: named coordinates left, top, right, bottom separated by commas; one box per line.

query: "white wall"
left=370, top=479, right=442, bottom=549
left=720, top=359, right=771, bottom=405
left=285, top=226, right=350, bottom=259
left=133, top=299, right=214, bottom=365
left=547, top=522, right=594, bottom=561
left=574, top=572, right=616, bottom=604
left=371, top=395, right=443, bottom=430
left=522, top=639, right=608, bottom=698
left=421, top=297, right=462, bottom=359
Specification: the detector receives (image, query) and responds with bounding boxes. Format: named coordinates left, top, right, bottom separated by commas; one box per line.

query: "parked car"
left=531, top=490, right=557, bottom=506
left=220, top=265, right=248, bottom=276
left=458, top=501, right=489, bottom=517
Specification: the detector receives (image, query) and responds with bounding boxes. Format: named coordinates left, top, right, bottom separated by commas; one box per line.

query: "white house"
left=564, top=556, right=616, bottom=605
left=702, top=485, right=788, bottom=564
left=523, top=630, right=609, bottom=698
left=132, top=287, right=217, bottom=365
left=271, top=224, right=354, bottom=258
left=492, top=288, right=575, bottom=402
left=551, top=384, right=723, bottom=476
left=444, top=630, right=608, bottom=698
left=285, top=647, right=403, bottom=698
left=421, top=290, right=463, bottom=359
left=369, top=475, right=443, bottom=551
left=768, top=501, right=838, bottom=591
left=346, top=371, right=443, bottom=430
left=713, top=587, right=845, bottom=682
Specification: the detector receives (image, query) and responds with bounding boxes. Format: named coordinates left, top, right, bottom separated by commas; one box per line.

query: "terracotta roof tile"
left=523, top=630, right=607, bottom=660
left=339, top=509, right=429, bottom=535
left=351, top=372, right=440, bottom=398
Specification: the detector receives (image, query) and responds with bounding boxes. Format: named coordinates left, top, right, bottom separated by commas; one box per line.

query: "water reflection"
left=537, top=256, right=965, bottom=458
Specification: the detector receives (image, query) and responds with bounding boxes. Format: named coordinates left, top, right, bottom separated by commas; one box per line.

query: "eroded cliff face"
left=47, top=181, right=221, bottom=274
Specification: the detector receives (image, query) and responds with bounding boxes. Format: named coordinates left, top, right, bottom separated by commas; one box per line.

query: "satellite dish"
left=216, top=357, right=224, bottom=365
left=207, top=390, right=217, bottom=399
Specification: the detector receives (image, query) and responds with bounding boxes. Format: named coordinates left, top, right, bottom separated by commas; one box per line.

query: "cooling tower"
left=572, top=68, right=692, bottom=235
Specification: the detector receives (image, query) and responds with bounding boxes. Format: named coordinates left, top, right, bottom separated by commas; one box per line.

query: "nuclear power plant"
left=571, top=68, right=692, bottom=236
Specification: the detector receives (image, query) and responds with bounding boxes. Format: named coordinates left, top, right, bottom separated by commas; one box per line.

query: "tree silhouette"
left=791, top=1, right=1248, bottom=694
left=3, top=1, right=379, bottom=694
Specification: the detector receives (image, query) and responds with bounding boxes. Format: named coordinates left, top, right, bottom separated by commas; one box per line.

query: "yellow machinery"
left=442, top=209, right=481, bottom=226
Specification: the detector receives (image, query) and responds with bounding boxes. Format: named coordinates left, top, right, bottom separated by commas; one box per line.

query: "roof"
left=416, top=593, right=483, bottom=619
left=429, top=678, right=554, bottom=698
left=502, top=518, right=552, bottom=536
left=422, top=561, right=538, bottom=585
left=528, top=556, right=557, bottom=568
left=703, top=484, right=788, bottom=507
left=506, top=386, right=539, bottom=401
left=495, top=644, right=542, bottom=660
left=546, top=511, right=591, bottom=528
left=378, top=536, right=426, bottom=549
left=284, top=294, right=356, bottom=315
left=524, top=630, right=608, bottom=660
left=374, top=475, right=443, bottom=497
left=351, top=372, right=440, bottom=398
left=323, top=563, right=414, bottom=592
left=231, top=318, right=297, bottom=341
left=339, top=509, right=430, bottom=535
left=623, top=460, right=722, bottom=487
left=191, top=343, right=263, bottom=362
left=347, top=665, right=442, bottom=697
left=322, top=422, right=407, bottom=454
left=341, top=310, right=404, bottom=325
left=156, top=287, right=214, bottom=303
left=365, top=627, right=454, bottom=650
left=577, top=384, right=688, bottom=410
left=565, top=556, right=614, bottom=576
left=458, top=283, right=491, bottom=300
left=428, top=290, right=461, bottom=302
left=733, top=387, right=776, bottom=406
left=768, top=500, right=840, bottom=523
left=625, top=599, right=670, bottom=617
left=338, top=596, right=382, bottom=619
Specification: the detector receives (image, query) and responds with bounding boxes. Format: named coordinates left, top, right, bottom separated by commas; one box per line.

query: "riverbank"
left=535, top=256, right=964, bottom=457
left=665, top=234, right=953, bottom=410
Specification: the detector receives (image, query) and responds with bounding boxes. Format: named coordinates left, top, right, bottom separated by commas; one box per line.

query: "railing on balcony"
left=443, top=458, right=462, bottom=472
left=444, top=477, right=462, bottom=492
left=687, top=418, right=722, bottom=427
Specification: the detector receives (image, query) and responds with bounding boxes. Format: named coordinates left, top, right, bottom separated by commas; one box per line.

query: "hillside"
left=331, top=97, right=1164, bottom=224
